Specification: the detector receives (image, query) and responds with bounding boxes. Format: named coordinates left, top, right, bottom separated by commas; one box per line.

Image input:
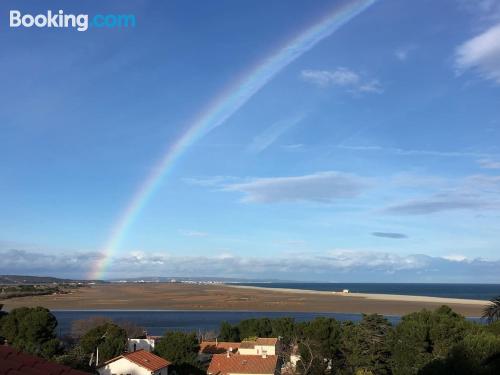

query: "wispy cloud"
left=222, top=171, right=369, bottom=204
left=371, top=232, right=408, bottom=239
left=458, top=0, right=500, bottom=22
left=300, top=68, right=383, bottom=94
left=383, top=195, right=497, bottom=215
left=248, top=114, right=305, bottom=153
left=2, top=249, right=500, bottom=282
left=478, top=158, right=500, bottom=169
left=455, top=23, right=500, bottom=84
left=179, top=230, right=209, bottom=238
left=281, top=143, right=304, bottom=151
left=338, top=144, right=496, bottom=159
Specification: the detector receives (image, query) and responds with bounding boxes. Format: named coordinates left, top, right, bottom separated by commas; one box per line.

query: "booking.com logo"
left=9, top=10, right=136, bottom=31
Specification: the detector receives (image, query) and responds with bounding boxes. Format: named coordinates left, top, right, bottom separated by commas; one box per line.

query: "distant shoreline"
left=224, top=284, right=488, bottom=305
left=0, top=283, right=489, bottom=317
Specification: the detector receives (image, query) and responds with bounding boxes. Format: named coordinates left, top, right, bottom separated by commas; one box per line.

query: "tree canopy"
left=79, top=322, right=127, bottom=365
left=0, top=306, right=60, bottom=358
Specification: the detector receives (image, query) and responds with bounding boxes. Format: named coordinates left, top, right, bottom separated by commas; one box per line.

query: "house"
left=97, top=349, right=171, bottom=375
left=207, top=353, right=279, bottom=375
left=0, top=345, right=91, bottom=375
left=128, top=336, right=160, bottom=353
left=199, top=341, right=240, bottom=364
left=238, top=338, right=279, bottom=356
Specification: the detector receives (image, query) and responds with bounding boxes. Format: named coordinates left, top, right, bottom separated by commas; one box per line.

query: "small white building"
left=238, top=338, right=279, bottom=356
left=128, top=337, right=158, bottom=353
left=97, top=349, right=171, bottom=375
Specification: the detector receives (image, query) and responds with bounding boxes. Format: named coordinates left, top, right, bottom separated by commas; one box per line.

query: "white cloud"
left=300, top=68, right=382, bottom=94
left=222, top=171, right=369, bottom=204
left=2, top=249, right=499, bottom=282
left=455, top=23, right=500, bottom=84
left=442, top=254, right=469, bottom=262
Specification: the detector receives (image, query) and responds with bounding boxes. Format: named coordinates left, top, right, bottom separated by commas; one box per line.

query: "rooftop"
left=200, top=341, right=241, bottom=354
left=240, top=338, right=278, bottom=349
left=0, top=345, right=91, bottom=375
left=101, top=349, right=171, bottom=372
left=208, top=354, right=278, bottom=375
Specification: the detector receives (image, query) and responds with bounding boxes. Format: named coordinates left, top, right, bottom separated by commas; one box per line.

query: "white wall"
left=97, top=357, right=168, bottom=375
left=128, top=338, right=156, bottom=353
left=238, top=345, right=276, bottom=356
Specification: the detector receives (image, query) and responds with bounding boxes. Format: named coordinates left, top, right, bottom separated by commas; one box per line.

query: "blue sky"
left=1, top=0, right=500, bottom=281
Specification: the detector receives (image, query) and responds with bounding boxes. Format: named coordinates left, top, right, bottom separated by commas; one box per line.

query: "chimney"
left=227, top=350, right=230, bottom=358
left=262, top=353, right=267, bottom=359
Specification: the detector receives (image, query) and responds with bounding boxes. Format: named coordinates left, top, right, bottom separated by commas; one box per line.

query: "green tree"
left=79, top=322, right=127, bottom=365
left=343, top=314, right=393, bottom=375
left=155, top=331, right=200, bottom=366
left=391, top=306, right=472, bottom=375
left=54, top=345, right=92, bottom=372
left=483, top=296, right=500, bottom=324
left=238, top=318, right=273, bottom=340
left=419, top=330, right=500, bottom=375
left=219, top=321, right=240, bottom=341
left=300, top=317, right=343, bottom=373
left=271, top=317, right=296, bottom=345
left=0, top=306, right=60, bottom=358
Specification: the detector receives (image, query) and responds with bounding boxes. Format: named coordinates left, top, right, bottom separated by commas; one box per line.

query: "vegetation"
left=1, top=303, right=500, bottom=374
left=483, top=296, right=500, bottom=324
left=219, top=306, right=500, bottom=375
left=0, top=283, right=87, bottom=300
left=0, top=306, right=61, bottom=358
left=155, top=331, right=202, bottom=374
left=79, top=322, right=128, bottom=365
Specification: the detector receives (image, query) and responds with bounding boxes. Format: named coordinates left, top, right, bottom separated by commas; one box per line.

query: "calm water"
left=53, top=310, right=401, bottom=337
left=52, top=310, right=483, bottom=337
left=235, top=283, right=500, bottom=300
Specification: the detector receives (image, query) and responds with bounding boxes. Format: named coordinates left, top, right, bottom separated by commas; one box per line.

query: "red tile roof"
left=256, top=338, right=278, bottom=346
left=208, top=354, right=278, bottom=375
left=101, top=349, right=171, bottom=372
left=0, top=345, right=91, bottom=375
left=200, top=341, right=241, bottom=355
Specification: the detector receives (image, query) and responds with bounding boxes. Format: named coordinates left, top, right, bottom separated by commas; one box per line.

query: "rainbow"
left=89, top=0, right=376, bottom=279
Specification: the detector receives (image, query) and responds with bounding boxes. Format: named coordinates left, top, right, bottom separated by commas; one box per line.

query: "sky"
left=1, top=0, right=500, bottom=282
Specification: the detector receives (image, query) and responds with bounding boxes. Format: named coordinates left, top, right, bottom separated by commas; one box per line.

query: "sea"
left=51, top=282, right=497, bottom=336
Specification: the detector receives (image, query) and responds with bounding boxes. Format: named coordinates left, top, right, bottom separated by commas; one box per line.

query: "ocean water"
left=52, top=310, right=483, bottom=337
left=234, top=283, right=500, bottom=300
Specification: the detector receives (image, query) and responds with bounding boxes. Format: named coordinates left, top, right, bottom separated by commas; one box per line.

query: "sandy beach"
left=0, top=283, right=489, bottom=317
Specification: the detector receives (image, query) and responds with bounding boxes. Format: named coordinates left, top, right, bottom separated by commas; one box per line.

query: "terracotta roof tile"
left=256, top=338, right=278, bottom=346
left=0, top=345, right=91, bottom=375
left=101, top=349, right=171, bottom=372
left=208, top=354, right=278, bottom=375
